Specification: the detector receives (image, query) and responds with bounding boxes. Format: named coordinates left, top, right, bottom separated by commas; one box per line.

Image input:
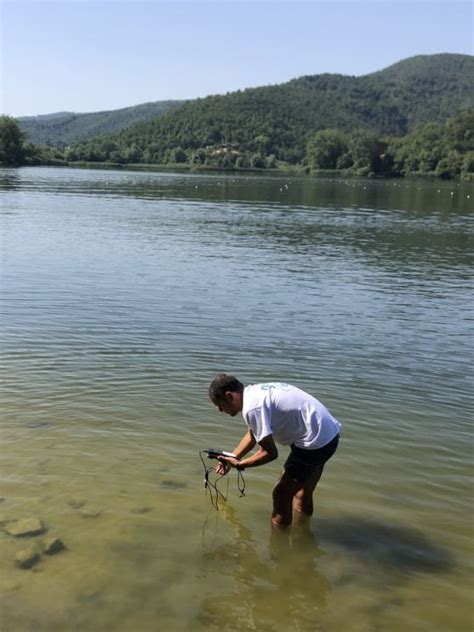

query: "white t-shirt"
left=242, top=382, right=341, bottom=450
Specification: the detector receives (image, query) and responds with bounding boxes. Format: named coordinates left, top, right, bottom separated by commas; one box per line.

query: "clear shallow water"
left=0, top=167, right=473, bottom=631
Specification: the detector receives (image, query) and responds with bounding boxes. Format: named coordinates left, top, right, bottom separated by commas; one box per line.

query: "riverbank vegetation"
left=0, top=116, right=65, bottom=166
left=306, top=110, right=474, bottom=180
left=2, top=110, right=472, bottom=181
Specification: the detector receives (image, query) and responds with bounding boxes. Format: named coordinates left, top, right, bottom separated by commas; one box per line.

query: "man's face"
left=213, top=392, right=241, bottom=417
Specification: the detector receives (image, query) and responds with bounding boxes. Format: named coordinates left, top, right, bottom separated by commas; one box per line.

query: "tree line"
left=1, top=109, right=473, bottom=180
left=305, top=109, right=474, bottom=179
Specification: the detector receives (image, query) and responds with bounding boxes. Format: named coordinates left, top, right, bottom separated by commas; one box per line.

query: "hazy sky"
left=1, top=0, right=472, bottom=117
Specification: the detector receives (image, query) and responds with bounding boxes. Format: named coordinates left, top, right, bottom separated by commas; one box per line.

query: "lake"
left=0, top=166, right=473, bottom=631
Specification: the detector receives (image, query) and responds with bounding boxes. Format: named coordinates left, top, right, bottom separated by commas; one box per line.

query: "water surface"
left=1, top=167, right=473, bottom=631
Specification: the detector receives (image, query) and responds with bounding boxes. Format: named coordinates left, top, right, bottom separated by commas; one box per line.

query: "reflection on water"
left=199, top=504, right=330, bottom=631
left=5, top=166, right=473, bottom=215
left=0, top=167, right=473, bottom=631
left=198, top=506, right=458, bottom=632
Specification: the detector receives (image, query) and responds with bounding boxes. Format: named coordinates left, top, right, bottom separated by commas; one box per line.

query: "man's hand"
left=216, top=456, right=240, bottom=475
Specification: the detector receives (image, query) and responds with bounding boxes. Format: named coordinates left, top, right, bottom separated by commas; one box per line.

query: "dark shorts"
left=284, top=435, right=339, bottom=483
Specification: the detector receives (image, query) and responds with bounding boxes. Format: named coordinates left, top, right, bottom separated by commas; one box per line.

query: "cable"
left=237, top=468, right=246, bottom=498
left=199, top=450, right=246, bottom=510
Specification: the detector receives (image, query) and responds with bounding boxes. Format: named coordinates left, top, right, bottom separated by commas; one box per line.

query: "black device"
left=203, top=449, right=237, bottom=459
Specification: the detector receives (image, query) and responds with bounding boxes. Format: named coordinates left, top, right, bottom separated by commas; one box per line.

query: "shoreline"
left=5, top=160, right=474, bottom=182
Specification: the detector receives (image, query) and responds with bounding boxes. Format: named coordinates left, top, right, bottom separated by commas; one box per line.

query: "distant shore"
left=9, top=160, right=474, bottom=182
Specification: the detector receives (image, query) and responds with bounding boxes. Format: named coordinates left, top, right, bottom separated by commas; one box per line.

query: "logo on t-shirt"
left=260, top=382, right=291, bottom=391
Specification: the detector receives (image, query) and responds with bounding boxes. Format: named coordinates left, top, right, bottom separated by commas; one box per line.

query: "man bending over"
left=208, top=374, right=341, bottom=528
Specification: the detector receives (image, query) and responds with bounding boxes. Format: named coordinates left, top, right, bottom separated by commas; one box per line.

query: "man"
left=208, top=374, right=341, bottom=528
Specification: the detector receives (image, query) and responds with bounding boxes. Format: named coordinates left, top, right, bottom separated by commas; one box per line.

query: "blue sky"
left=1, top=0, right=472, bottom=117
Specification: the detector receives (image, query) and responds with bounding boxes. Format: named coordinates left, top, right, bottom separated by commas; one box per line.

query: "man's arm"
left=218, top=434, right=278, bottom=472
left=215, top=430, right=256, bottom=476
left=232, top=430, right=256, bottom=459
left=237, top=435, right=278, bottom=469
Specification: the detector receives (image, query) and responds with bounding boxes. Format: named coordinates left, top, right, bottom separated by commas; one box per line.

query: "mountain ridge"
left=18, top=100, right=184, bottom=146
left=16, top=53, right=474, bottom=155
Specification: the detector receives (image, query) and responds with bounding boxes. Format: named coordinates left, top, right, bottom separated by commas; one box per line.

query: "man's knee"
left=293, top=489, right=313, bottom=515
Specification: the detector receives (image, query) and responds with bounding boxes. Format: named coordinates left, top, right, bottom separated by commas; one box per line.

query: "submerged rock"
left=5, top=518, right=45, bottom=537
left=43, top=536, right=65, bottom=555
left=160, top=479, right=187, bottom=489
left=26, top=421, right=50, bottom=429
left=16, top=548, right=40, bottom=569
left=67, top=498, right=86, bottom=509
left=130, top=506, right=153, bottom=514
left=79, top=509, right=102, bottom=519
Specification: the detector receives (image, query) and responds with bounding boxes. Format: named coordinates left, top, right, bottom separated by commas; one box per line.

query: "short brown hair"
left=208, top=373, right=244, bottom=402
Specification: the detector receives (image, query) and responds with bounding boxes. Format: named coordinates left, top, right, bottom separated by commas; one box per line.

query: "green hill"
left=366, top=53, right=474, bottom=126
left=18, top=100, right=183, bottom=146
left=69, top=53, right=473, bottom=166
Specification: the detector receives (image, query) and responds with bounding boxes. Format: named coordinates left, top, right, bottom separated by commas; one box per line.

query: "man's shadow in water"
left=314, top=515, right=455, bottom=575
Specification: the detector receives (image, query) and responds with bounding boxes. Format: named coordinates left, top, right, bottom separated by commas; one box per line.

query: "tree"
left=254, top=134, right=271, bottom=154
left=191, top=148, right=206, bottom=165
left=392, top=123, right=445, bottom=174
left=435, top=151, right=463, bottom=179
left=445, top=109, right=474, bottom=152
left=306, top=129, right=348, bottom=169
left=266, top=153, right=277, bottom=168
left=109, top=150, right=126, bottom=164
left=0, top=115, right=25, bottom=165
left=336, top=152, right=353, bottom=169
left=169, top=147, right=187, bottom=163
left=222, top=152, right=237, bottom=168
left=124, top=144, right=142, bottom=163
left=461, top=151, right=474, bottom=178
left=235, top=154, right=250, bottom=169
left=250, top=153, right=266, bottom=168
left=347, top=130, right=384, bottom=174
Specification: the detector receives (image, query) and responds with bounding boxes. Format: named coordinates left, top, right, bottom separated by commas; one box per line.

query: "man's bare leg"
left=271, top=470, right=302, bottom=528
left=292, top=465, right=325, bottom=523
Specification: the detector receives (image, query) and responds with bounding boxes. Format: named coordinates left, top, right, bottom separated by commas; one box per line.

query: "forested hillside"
left=67, top=54, right=473, bottom=166
left=3, top=54, right=473, bottom=180
left=18, top=100, right=183, bottom=146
